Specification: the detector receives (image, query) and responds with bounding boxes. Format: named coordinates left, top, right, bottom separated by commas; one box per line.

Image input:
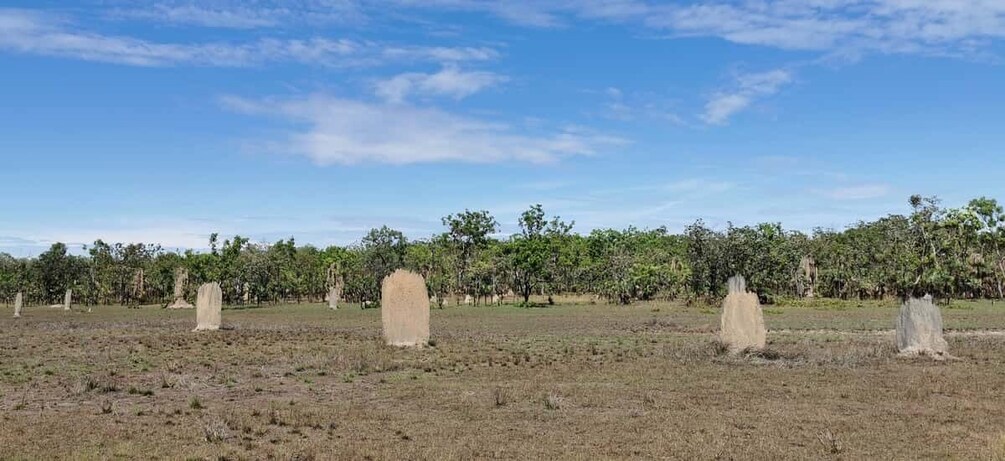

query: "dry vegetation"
left=2, top=300, right=1005, bottom=460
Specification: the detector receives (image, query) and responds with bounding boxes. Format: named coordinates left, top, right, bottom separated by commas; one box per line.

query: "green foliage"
left=86, top=240, right=160, bottom=305
left=442, top=209, right=498, bottom=299
left=505, top=205, right=576, bottom=303
left=37, top=242, right=88, bottom=303
left=589, top=227, right=690, bottom=304
left=3, top=195, right=1005, bottom=307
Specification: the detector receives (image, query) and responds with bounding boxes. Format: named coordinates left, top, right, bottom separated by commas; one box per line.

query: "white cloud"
left=820, top=184, right=892, bottom=200
left=702, top=69, right=792, bottom=124
left=18, top=2, right=1005, bottom=59
left=381, top=45, right=499, bottom=62
left=601, top=87, right=635, bottom=121
left=11, top=2, right=1004, bottom=69
left=374, top=66, right=507, bottom=103
left=111, top=1, right=366, bottom=29
left=117, top=5, right=284, bottom=29
left=0, top=8, right=496, bottom=67
left=221, top=93, right=625, bottom=165
left=389, top=0, right=647, bottom=27
left=390, top=1, right=1005, bottom=57
left=593, top=86, right=686, bottom=124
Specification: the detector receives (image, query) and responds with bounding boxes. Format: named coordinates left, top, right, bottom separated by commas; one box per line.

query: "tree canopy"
left=4, top=196, right=1005, bottom=307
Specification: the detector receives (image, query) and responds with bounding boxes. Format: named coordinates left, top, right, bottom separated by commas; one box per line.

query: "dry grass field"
left=3, top=300, right=1005, bottom=460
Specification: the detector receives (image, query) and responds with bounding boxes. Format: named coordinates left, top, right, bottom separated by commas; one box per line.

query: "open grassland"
left=2, top=300, right=1005, bottom=460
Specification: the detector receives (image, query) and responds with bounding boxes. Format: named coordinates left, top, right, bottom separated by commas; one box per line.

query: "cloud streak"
left=115, top=4, right=287, bottom=29
left=374, top=65, right=507, bottom=103
left=702, top=69, right=792, bottom=124
left=18, top=2, right=1005, bottom=62
left=391, top=0, right=1005, bottom=58
left=819, top=184, right=892, bottom=200
left=0, top=8, right=497, bottom=67
left=111, top=1, right=366, bottom=29
left=221, top=93, right=625, bottom=165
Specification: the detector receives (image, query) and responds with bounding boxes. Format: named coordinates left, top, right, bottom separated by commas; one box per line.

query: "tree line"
left=2, top=195, right=1004, bottom=307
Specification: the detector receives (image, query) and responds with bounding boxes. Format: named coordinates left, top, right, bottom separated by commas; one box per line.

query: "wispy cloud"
left=17, top=2, right=1005, bottom=61
left=221, top=93, right=626, bottom=165
left=110, top=1, right=365, bottom=29
left=592, top=87, right=686, bottom=125
left=658, top=1, right=1005, bottom=57
left=0, top=8, right=496, bottom=67
left=818, top=184, right=892, bottom=200
left=390, top=0, right=646, bottom=28
left=114, top=5, right=285, bottom=29
left=702, top=69, right=792, bottom=125
left=391, top=1, right=1005, bottom=58
left=374, top=65, right=507, bottom=103
left=381, top=46, right=499, bottom=62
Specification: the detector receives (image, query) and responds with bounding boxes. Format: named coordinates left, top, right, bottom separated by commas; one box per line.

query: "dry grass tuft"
left=817, top=429, right=843, bottom=455
left=202, top=418, right=231, bottom=443
left=493, top=387, right=508, bottom=407
left=544, top=392, right=563, bottom=411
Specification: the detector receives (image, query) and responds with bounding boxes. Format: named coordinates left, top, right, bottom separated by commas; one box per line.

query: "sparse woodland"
left=4, top=195, right=1005, bottom=307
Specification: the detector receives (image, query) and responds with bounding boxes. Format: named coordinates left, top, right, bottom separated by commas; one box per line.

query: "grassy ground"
left=2, top=300, right=1005, bottom=460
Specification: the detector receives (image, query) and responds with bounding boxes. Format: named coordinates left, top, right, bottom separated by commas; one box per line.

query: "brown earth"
left=2, top=301, right=1005, bottom=460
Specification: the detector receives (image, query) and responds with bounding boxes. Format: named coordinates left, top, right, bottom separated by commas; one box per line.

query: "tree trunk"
left=996, top=258, right=1005, bottom=299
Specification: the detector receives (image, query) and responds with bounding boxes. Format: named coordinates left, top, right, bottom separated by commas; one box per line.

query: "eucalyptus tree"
left=38, top=242, right=79, bottom=304
left=442, top=209, right=498, bottom=298
left=542, top=211, right=575, bottom=297
left=0, top=253, right=26, bottom=304
left=218, top=235, right=251, bottom=303
left=684, top=220, right=726, bottom=297
left=294, top=245, right=326, bottom=302
left=357, top=226, right=408, bottom=305
left=506, top=205, right=551, bottom=303
left=967, top=197, right=1005, bottom=297
left=908, top=195, right=947, bottom=296
left=148, top=251, right=184, bottom=304
left=240, top=243, right=271, bottom=304
left=404, top=236, right=455, bottom=306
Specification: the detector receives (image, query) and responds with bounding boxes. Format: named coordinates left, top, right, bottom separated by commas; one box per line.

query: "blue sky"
left=2, top=1, right=1005, bottom=255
